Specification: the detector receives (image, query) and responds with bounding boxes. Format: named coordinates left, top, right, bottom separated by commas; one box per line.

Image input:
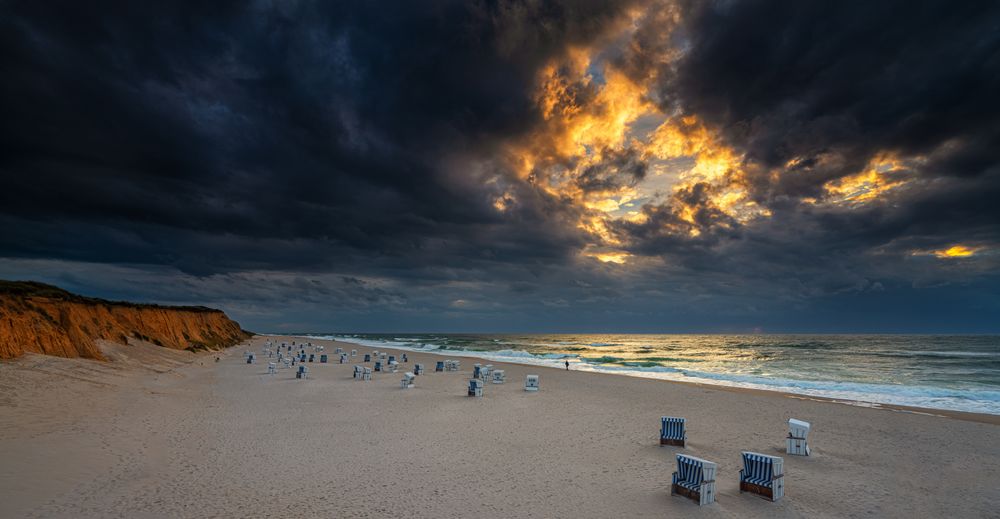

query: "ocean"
left=299, top=333, right=1000, bottom=415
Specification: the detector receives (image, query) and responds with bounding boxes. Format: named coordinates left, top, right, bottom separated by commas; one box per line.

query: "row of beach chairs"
left=670, top=452, right=784, bottom=505
left=468, top=373, right=536, bottom=396
left=661, top=416, right=812, bottom=505
left=434, top=359, right=461, bottom=372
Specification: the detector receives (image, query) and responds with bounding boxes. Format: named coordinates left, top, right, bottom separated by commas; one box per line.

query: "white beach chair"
left=401, top=353, right=408, bottom=363
left=388, top=355, right=396, bottom=364
left=363, top=367, right=372, bottom=381
left=389, top=361, right=399, bottom=373
left=353, top=365, right=363, bottom=379
left=660, top=417, right=687, bottom=447
left=468, top=379, right=484, bottom=397
left=414, top=363, right=424, bottom=375
left=340, top=353, right=348, bottom=364
left=401, top=372, right=415, bottom=389
left=473, top=363, right=482, bottom=379
left=335, top=347, right=343, bottom=354
left=296, top=366, right=308, bottom=379
left=492, top=369, right=505, bottom=384
left=525, top=375, right=539, bottom=391
left=739, top=452, right=785, bottom=501
left=351, top=349, right=357, bottom=357
left=282, top=358, right=291, bottom=368
left=481, top=365, right=492, bottom=380
left=786, top=418, right=811, bottom=456
left=267, top=362, right=276, bottom=374
left=671, top=454, right=717, bottom=506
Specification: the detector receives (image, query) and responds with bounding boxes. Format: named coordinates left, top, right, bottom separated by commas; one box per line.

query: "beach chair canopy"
left=661, top=417, right=686, bottom=440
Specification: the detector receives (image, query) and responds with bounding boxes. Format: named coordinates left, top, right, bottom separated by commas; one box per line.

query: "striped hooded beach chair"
left=468, top=379, right=484, bottom=397
left=671, top=454, right=717, bottom=505
left=739, top=451, right=784, bottom=501
left=414, top=363, right=424, bottom=375
left=660, top=417, right=686, bottom=447
left=435, top=360, right=445, bottom=372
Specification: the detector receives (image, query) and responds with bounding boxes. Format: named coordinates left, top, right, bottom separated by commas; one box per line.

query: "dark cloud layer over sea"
left=1, top=0, right=998, bottom=332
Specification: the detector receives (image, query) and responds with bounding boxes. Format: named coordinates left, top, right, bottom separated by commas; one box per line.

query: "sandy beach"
left=2, top=335, right=998, bottom=518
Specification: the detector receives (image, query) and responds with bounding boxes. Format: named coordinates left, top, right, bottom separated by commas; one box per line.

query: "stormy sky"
left=2, top=0, right=999, bottom=333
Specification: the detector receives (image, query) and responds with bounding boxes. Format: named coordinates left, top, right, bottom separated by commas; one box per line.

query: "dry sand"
left=2, top=334, right=998, bottom=518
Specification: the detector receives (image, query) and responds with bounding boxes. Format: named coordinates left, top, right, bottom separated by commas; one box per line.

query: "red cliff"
left=0, top=281, right=250, bottom=360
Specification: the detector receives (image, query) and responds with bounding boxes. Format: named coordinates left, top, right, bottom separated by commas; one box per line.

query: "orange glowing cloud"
left=933, top=245, right=980, bottom=258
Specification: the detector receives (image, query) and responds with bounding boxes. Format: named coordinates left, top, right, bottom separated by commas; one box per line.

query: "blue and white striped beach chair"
left=435, top=360, right=445, bottom=372
left=739, top=451, right=785, bottom=501
left=660, top=417, right=686, bottom=446
left=468, top=379, right=484, bottom=397
left=671, top=454, right=717, bottom=505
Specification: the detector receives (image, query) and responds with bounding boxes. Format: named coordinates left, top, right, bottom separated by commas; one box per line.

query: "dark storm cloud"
left=0, top=0, right=637, bottom=275
left=575, top=148, right=647, bottom=193
left=1, top=0, right=999, bottom=332
left=669, top=0, right=1000, bottom=188
left=605, top=0, right=1000, bottom=292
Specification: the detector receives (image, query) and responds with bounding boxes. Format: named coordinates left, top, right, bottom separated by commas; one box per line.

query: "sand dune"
left=1, top=335, right=998, bottom=518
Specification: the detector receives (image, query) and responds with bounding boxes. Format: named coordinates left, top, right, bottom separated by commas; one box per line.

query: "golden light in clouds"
left=497, top=16, right=914, bottom=263
left=934, top=245, right=979, bottom=258
left=585, top=251, right=630, bottom=264
left=824, top=154, right=910, bottom=204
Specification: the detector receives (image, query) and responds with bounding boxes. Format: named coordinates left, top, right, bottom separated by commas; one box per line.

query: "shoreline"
left=274, top=334, right=1000, bottom=425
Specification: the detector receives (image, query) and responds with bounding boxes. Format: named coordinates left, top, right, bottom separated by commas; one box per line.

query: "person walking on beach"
left=565, top=360, right=570, bottom=370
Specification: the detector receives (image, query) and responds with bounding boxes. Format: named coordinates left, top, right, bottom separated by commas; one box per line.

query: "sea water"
left=297, top=333, right=1000, bottom=415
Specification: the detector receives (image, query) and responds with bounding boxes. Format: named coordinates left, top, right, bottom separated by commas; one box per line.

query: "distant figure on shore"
left=215, top=357, right=220, bottom=363
left=565, top=360, right=569, bottom=370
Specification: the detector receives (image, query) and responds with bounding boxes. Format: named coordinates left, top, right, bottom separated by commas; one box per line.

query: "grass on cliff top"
left=0, top=280, right=223, bottom=313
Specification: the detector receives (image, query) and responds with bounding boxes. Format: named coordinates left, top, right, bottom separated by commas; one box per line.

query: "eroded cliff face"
left=0, top=282, right=250, bottom=360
